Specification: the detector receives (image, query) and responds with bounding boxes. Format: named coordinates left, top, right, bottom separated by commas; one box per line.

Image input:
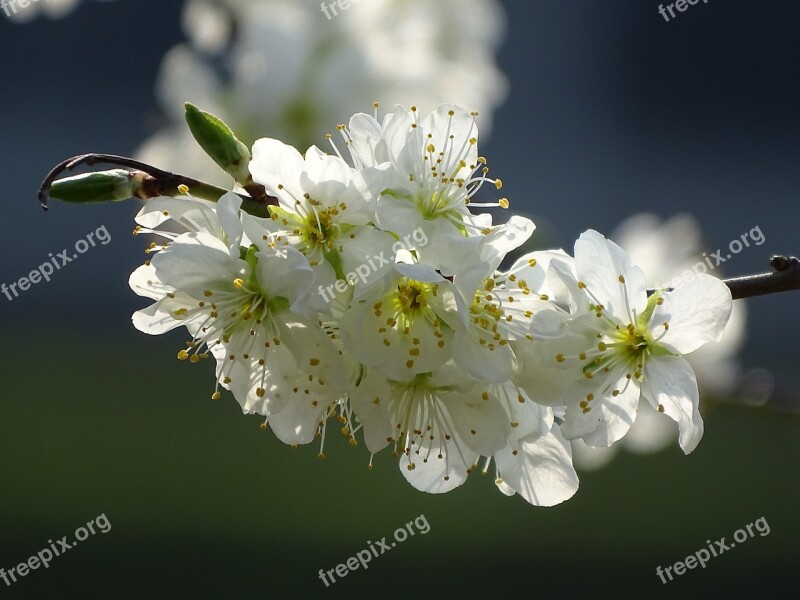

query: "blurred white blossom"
left=137, top=0, right=508, bottom=186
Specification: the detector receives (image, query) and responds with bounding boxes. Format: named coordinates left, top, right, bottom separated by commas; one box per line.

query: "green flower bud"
left=185, top=103, right=251, bottom=184
left=48, top=169, right=135, bottom=204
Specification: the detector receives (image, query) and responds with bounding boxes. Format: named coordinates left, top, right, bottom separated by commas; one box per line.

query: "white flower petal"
left=641, top=355, right=703, bottom=454
left=653, top=274, right=733, bottom=355
left=560, top=371, right=641, bottom=448
left=349, top=369, right=393, bottom=455
left=250, top=137, right=305, bottom=206
left=494, top=428, right=579, bottom=506
left=574, top=229, right=647, bottom=322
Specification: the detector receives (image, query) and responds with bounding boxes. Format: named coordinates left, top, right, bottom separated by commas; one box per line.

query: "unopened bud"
left=185, top=103, right=251, bottom=184
left=48, top=169, right=134, bottom=204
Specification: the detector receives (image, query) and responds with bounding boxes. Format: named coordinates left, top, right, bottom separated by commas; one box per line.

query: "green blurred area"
left=1, top=324, right=798, bottom=598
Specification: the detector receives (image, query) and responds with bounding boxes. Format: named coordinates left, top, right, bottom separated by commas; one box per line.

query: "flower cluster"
left=129, top=104, right=733, bottom=506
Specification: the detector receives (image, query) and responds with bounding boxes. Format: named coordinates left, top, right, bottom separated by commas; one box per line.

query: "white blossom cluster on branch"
left=129, top=104, right=733, bottom=506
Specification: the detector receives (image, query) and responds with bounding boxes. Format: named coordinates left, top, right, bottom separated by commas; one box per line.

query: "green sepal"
left=323, top=245, right=346, bottom=281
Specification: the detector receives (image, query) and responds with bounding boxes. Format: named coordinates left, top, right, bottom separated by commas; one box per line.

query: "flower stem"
left=38, top=153, right=277, bottom=217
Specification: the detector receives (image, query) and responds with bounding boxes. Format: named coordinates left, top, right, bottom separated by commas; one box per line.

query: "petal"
left=508, top=249, right=573, bottom=296
left=131, top=300, right=185, bottom=335
left=398, top=436, right=476, bottom=494
left=268, top=394, right=329, bottom=446
left=418, top=105, right=479, bottom=177
left=453, top=215, right=535, bottom=299
left=347, top=112, right=383, bottom=168
left=129, top=263, right=171, bottom=300
left=349, top=369, right=393, bottom=455
left=641, top=356, right=703, bottom=454
left=254, top=246, right=314, bottom=311
left=452, top=328, right=517, bottom=383
left=560, top=370, right=641, bottom=447
left=150, top=232, right=239, bottom=290
left=277, top=321, right=349, bottom=395
left=339, top=227, right=397, bottom=298
left=445, top=387, right=511, bottom=457
left=134, top=196, right=221, bottom=235
left=215, top=192, right=244, bottom=254
left=574, top=229, right=647, bottom=322
left=652, top=274, right=733, bottom=355
left=250, top=137, right=305, bottom=207
left=494, top=428, right=579, bottom=506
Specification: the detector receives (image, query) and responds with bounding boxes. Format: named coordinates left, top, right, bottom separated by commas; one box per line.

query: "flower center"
left=613, top=323, right=651, bottom=362
left=394, top=279, right=433, bottom=315
left=302, top=207, right=337, bottom=248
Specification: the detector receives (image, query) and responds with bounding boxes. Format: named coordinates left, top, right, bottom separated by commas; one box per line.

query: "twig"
left=38, top=153, right=277, bottom=217
left=722, top=256, right=800, bottom=300
left=648, top=256, right=800, bottom=300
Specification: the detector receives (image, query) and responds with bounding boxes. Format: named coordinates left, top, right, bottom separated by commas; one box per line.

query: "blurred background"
left=1, top=0, right=798, bottom=597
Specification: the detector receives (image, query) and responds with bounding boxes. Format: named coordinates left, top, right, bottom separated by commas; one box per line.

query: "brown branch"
left=648, top=255, right=800, bottom=300
left=722, top=256, right=800, bottom=300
